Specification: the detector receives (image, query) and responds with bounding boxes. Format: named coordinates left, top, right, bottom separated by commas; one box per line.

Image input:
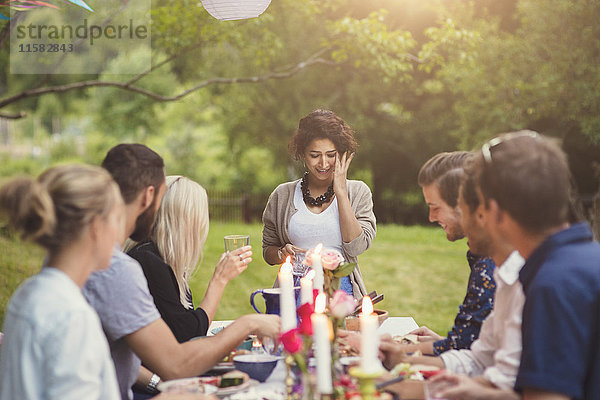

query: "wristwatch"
left=146, top=373, right=161, bottom=394
left=277, top=245, right=285, bottom=260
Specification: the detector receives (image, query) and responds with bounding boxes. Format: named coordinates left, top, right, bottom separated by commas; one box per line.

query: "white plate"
left=158, top=377, right=219, bottom=394
left=216, top=379, right=257, bottom=398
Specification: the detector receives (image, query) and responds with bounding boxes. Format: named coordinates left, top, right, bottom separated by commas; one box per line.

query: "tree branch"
left=0, top=110, right=26, bottom=119
left=0, top=50, right=339, bottom=118
left=0, top=13, right=25, bottom=50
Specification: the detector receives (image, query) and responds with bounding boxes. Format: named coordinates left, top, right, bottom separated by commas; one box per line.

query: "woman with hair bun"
left=0, top=164, right=124, bottom=400
left=262, top=109, right=376, bottom=301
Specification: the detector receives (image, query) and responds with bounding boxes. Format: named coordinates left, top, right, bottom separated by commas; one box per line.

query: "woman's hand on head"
left=213, top=245, right=252, bottom=284
left=333, top=152, right=355, bottom=194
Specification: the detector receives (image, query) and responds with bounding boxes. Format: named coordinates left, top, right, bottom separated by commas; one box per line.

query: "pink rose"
left=297, top=303, right=314, bottom=336
left=329, top=290, right=356, bottom=319
left=321, top=249, right=344, bottom=270
left=280, top=328, right=303, bottom=354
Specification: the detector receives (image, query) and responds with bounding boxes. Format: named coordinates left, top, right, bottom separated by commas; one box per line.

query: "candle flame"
left=361, top=296, right=373, bottom=315
left=314, top=243, right=323, bottom=254
left=280, top=256, right=292, bottom=274
left=304, top=269, right=315, bottom=280
left=315, top=292, right=326, bottom=314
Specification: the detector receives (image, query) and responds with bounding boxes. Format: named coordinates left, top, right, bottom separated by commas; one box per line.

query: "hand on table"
left=337, top=329, right=361, bottom=354
left=378, top=334, right=409, bottom=370
left=427, top=371, right=509, bottom=400
left=214, top=245, right=252, bottom=284
left=410, top=325, right=443, bottom=342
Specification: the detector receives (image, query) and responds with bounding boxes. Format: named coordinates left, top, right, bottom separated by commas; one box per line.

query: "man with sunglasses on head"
left=341, top=152, right=496, bottom=365
left=429, top=131, right=600, bottom=400
left=381, top=154, right=526, bottom=395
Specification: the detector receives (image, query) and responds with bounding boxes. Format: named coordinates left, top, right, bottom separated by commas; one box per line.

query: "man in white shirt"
left=380, top=154, right=525, bottom=391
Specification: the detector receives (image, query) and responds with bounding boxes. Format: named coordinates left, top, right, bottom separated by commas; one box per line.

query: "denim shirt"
left=433, top=251, right=496, bottom=355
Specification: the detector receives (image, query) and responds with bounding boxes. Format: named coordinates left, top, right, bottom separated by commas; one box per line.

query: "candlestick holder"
left=349, top=367, right=383, bottom=400
left=285, top=353, right=295, bottom=400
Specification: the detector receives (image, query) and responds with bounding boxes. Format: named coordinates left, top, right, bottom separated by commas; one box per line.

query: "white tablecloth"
left=208, top=317, right=419, bottom=338
left=208, top=317, right=419, bottom=399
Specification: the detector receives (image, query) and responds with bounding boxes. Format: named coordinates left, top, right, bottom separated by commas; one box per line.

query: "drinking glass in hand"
left=224, top=234, right=250, bottom=251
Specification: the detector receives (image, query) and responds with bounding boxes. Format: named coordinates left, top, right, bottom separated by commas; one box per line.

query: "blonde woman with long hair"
left=127, top=175, right=251, bottom=342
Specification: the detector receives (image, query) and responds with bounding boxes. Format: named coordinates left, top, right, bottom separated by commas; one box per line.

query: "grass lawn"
left=1, top=223, right=470, bottom=336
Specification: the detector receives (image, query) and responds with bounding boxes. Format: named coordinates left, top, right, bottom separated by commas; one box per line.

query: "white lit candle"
left=278, top=256, right=297, bottom=332
left=311, top=293, right=333, bottom=394
left=311, top=243, right=324, bottom=293
left=300, top=269, right=315, bottom=305
left=360, top=296, right=380, bottom=373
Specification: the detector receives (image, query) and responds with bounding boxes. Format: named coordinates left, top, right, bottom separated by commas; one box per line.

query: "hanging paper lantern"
left=201, top=0, right=272, bottom=21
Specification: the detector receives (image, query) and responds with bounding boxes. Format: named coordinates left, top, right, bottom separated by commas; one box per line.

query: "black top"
left=128, top=241, right=209, bottom=342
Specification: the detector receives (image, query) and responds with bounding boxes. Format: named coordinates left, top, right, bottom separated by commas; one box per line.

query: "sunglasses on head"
left=481, top=130, right=539, bottom=164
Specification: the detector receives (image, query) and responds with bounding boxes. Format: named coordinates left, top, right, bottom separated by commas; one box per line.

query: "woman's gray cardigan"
left=262, top=179, right=376, bottom=302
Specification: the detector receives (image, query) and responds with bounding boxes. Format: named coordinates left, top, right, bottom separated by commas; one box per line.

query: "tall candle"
left=300, top=269, right=315, bottom=305
left=311, top=293, right=333, bottom=394
left=279, top=256, right=297, bottom=332
left=311, top=243, right=324, bottom=293
left=360, top=296, right=380, bottom=373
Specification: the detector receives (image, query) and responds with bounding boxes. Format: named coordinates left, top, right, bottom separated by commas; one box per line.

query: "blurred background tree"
left=1, top=0, right=598, bottom=226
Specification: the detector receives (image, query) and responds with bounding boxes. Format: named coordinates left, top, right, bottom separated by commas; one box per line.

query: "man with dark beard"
left=84, top=144, right=281, bottom=400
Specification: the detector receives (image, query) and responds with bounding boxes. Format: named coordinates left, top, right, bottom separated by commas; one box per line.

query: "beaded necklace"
left=301, top=172, right=334, bottom=207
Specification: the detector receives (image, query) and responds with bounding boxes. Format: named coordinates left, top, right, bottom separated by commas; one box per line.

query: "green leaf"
left=333, top=262, right=356, bottom=278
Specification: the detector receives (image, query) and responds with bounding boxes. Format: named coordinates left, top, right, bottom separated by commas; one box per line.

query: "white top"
left=289, top=181, right=343, bottom=260
left=0, top=267, right=119, bottom=400
left=440, top=251, right=526, bottom=389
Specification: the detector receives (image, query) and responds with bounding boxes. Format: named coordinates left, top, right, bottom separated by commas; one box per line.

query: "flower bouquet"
left=303, top=246, right=356, bottom=300
left=278, top=244, right=388, bottom=399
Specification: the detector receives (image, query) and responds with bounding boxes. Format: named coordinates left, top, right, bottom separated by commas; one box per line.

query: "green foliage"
left=0, top=231, right=45, bottom=326
left=328, top=10, right=417, bottom=81
left=440, top=0, right=600, bottom=145
left=332, top=262, right=356, bottom=278
left=0, top=223, right=466, bottom=335
left=2, top=0, right=599, bottom=219
left=0, top=154, right=46, bottom=178
left=418, top=18, right=481, bottom=73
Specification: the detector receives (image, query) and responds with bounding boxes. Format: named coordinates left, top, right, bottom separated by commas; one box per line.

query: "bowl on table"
left=232, top=354, right=282, bottom=382
left=344, top=309, right=389, bottom=331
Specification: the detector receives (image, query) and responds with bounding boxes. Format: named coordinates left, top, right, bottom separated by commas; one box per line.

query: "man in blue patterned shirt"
left=404, top=151, right=497, bottom=356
